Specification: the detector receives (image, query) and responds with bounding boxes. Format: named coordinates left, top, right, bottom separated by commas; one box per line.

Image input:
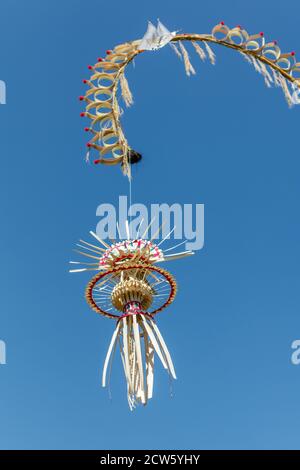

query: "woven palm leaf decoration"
left=70, top=227, right=194, bottom=409
left=80, top=20, right=300, bottom=177
left=73, top=20, right=299, bottom=409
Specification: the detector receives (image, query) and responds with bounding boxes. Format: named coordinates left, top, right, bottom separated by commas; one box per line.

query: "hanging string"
left=128, top=162, right=132, bottom=239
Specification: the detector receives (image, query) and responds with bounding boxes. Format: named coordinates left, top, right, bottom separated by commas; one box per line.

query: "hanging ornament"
left=70, top=228, right=194, bottom=409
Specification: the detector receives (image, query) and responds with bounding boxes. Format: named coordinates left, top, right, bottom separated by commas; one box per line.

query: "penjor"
left=70, top=225, right=194, bottom=409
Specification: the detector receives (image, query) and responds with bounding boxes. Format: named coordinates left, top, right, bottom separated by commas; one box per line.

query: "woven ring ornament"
left=85, top=263, right=177, bottom=319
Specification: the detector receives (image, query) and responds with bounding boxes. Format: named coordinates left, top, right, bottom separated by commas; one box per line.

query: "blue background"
left=0, top=0, right=300, bottom=450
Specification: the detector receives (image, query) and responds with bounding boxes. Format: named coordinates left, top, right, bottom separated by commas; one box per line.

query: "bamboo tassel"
left=169, top=42, right=182, bottom=60
left=258, top=62, right=273, bottom=85
left=179, top=42, right=196, bottom=76
left=243, top=54, right=274, bottom=88
left=271, top=69, right=282, bottom=87
left=204, top=42, right=216, bottom=65
left=120, top=73, right=133, bottom=107
left=239, top=51, right=252, bottom=64
left=250, top=56, right=261, bottom=74
left=101, top=303, right=176, bottom=409
left=192, top=41, right=206, bottom=61
left=278, top=75, right=293, bottom=107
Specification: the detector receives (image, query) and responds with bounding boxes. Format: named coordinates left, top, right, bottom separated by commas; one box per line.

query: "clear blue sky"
left=0, top=0, right=300, bottom=450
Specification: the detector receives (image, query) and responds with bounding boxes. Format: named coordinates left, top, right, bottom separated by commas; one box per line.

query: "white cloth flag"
left=138, top=20, right=176, bottom=51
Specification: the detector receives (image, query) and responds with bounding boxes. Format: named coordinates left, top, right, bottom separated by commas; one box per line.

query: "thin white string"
left=129, top=162, right=132, bottom=239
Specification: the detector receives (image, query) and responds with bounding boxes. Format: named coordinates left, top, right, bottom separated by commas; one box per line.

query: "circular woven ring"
left=85, top=263, right=177, bottom=319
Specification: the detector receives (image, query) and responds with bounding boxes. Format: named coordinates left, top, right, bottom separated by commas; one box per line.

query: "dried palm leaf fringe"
left=120, top=73, right=134, bottom=107
left=102, top=313, right=176, bottom=410
left=179, top=42, right=196, bottom=76
left=192, top=41, right=207, bottom=61
left=204, top=42, right=216, bottom=65
left=169, top=42, right=182, bottom=59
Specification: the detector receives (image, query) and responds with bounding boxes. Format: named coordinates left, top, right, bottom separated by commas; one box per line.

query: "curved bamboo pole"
left=80, top=23, right=300, bottom=176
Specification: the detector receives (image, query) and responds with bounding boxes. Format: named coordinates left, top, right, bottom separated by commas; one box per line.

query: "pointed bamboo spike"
left=151, top=220, right=167, bottom=241
left=157, top=226, right=176, bottom=246
left=125, top=219, right=130, bottom=239
left=76, top=243, right=103, bottom=256
left=164, top=240, right=189, bottom=252
left=69, top=261, right=100, bottom=265
left=149, top=318, right=177, bottom=379
left=116, top=221, right=122, bottom=240
left=162, top=250, right=194, bottom=261
left=69, top=268, right=90, bottom=273
left=135, top=218, right=144, bottom=238
left=141, top=216, right=156, bottom=239
left=96, top=273, right=118, bottom=289
left=89, top=230, right=110, bottom=248
left=79, top=239, right=105, bottom=252
left=132, top=315, right=146, bottom=404
left=102, top=322, right=121, bottom=387
left=140, top=315, right=168, bottom=370
left=73, top=249, right=101, bottom=261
